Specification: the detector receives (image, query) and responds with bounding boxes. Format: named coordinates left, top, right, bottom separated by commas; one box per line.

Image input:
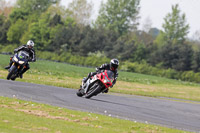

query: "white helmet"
left=27, top=40, right=34, bottom=47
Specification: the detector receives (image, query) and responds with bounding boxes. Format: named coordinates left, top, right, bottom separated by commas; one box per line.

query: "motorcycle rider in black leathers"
left=5, top=40, right=36, bottom=78
left=83, top=59, right=119, bottom=93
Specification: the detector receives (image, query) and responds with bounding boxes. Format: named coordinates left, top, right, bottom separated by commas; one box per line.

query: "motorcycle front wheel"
left=76, top=88, right=84, bottom=97
left=85, top=83, right=101, bottom=99
left=7, top=65, right=16, bottom=80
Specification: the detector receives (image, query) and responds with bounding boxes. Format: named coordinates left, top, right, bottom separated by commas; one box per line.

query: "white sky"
left=61, top=0, right=200, bottom=38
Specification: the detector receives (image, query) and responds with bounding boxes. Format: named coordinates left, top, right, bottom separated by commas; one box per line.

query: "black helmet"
left=110, top=59, right=119, bottom=71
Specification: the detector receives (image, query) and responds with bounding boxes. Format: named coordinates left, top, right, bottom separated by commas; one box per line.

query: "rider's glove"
left=96, top=68, right=101, bottom=73
left=28, top=59, right=35, bottom=62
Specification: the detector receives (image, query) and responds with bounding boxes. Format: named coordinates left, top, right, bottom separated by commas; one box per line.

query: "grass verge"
left=0, top=96, right=191, bottom=133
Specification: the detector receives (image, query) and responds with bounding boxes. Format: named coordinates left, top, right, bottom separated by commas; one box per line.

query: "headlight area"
left=18, top=61, right=25, bottom=64
left=13, top=56, right=18, bottom=62
left=103, top=76, right=110, bottom=83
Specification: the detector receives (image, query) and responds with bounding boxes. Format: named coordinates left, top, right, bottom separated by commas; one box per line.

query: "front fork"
left=10, top=62, right=26, bottom=73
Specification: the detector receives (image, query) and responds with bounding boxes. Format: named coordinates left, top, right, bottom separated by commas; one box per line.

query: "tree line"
left=0, top=0, right=200, bottom=79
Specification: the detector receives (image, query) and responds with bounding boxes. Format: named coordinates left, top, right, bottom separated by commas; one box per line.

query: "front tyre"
left=76, top=89, right=84, bottom=97
left=11, top=76, right=17, bottom=81
left=7, top=65, right=16, bottom=80
left=85, top=83, right=101, bottom=99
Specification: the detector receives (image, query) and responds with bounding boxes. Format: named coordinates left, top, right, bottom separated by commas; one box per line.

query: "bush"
left=1, top=46, right=199, bottom=83
left=0, top=44, right=18, bottom=54
left=121, top=61, right=200, bottom=83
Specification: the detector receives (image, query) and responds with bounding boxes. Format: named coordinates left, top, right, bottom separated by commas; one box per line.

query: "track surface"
left=0, top=79, right=200, bottom=132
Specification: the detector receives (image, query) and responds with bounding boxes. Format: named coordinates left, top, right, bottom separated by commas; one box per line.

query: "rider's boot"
left=19, top=67, right=29, bottom=79
left=5, top=59, right=13, bottom=69
left=19, top=73, right=23, bottom=79
left=5, top=65, right=10, bottom=69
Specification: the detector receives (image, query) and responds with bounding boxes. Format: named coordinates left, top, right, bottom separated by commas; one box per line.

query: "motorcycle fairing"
left=83, top=75, right=98, bottom=93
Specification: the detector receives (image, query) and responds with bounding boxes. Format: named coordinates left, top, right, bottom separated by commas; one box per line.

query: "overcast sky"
left=61, top=0, right=200, bottom=38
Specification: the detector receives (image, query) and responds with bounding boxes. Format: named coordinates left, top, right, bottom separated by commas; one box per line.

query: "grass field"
left=0, top=54, right=196, bottom=132
left=1, top=54, right=200, bottom=101
left=0, top=96, right=190, bottom=133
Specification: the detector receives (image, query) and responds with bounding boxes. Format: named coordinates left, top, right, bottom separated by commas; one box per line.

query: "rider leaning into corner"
left=5, top=40, right=36, bottom=79
left=83, top=58, right=119, bottom=93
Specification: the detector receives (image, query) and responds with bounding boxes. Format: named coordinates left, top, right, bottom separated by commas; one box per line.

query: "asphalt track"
left=0, top=79, right=200, bottom=132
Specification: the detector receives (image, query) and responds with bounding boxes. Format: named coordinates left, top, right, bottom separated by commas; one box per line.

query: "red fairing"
left=96, top=70, right=113, bottom=88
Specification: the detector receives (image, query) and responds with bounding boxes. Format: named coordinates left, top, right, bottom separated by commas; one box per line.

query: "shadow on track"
left=90, top=98, right=136, bottom=108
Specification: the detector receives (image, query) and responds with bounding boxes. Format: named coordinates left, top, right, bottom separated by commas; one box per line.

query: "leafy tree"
left=23, top=13, right=51, bottom=50
left=0, top=0, right=13, bottom=18
left=151, top=4, right=192, bottom=71
left=15, top=0, right=59, bottom=14
left=7, top=19, right=27, bottom=43
left=0, top=14, right=10, bottom=43
left=96, top=0, right=140, bottom=36
left=132, top=43, right=147, bottom=62
left=161, top=4, right=189, bottom=45
left=49, top=18, right=81, bottom=53
left=49, top=14, right=63, bottom=26
left=45, top=3, right=65, bottom=19
left=9, top=0, right=60, bottom=23
left=7, top=0, right=60, bottom=45
left=150, top=43, right=193, bottom=71
left=78, top=26, right=119, bottom=56
left=67, top=0, right=93, bottom=26
left=49, top=25, right=67, bottom=52
left=192, top=51, right=200, bottom=72
left=148, top=28, right=160, bottom=39
left=118, top=40, right=136, bottom=61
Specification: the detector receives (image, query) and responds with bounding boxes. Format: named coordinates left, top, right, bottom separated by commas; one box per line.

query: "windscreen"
left=106, top=70, right=114, bottom=80
left=18, top=51, right=29, bottom=59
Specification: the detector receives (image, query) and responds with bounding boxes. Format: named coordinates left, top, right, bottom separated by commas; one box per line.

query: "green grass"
left=0, top=96, right=191, bottom=133
left=1, top=54, right=200, bottom=101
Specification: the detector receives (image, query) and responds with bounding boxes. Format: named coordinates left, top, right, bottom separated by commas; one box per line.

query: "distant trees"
left=67, top=0, right=93, bottom=26
left=159, top=4, right=189, bottom=45
left=0, top=0, right=200, bottom=75
left=0, top=0, right=13, bottom=18
left=192, top=51, right=200, bottom=72
left=15, top=0, right=59, bottom=14
left=150, top=4, right=193, bottom=71
left=96, top=0, right=140, bottom=36
left=0, top=14, right=10, bottom=43
left=7, top=0, right=60, bottom=45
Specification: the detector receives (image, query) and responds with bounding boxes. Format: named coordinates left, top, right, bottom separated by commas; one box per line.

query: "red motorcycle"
left=76, top=70, right=114, bottom=98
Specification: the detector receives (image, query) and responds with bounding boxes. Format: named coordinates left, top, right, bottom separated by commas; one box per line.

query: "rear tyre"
left=85, top=83, right=101, bottom=99
left=7, top=65, right=16, bottom=80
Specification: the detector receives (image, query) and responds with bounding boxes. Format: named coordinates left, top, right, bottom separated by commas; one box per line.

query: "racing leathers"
left=84, top=63, right=118, bottom=92
left=6, top=45, right=36, bottom=78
